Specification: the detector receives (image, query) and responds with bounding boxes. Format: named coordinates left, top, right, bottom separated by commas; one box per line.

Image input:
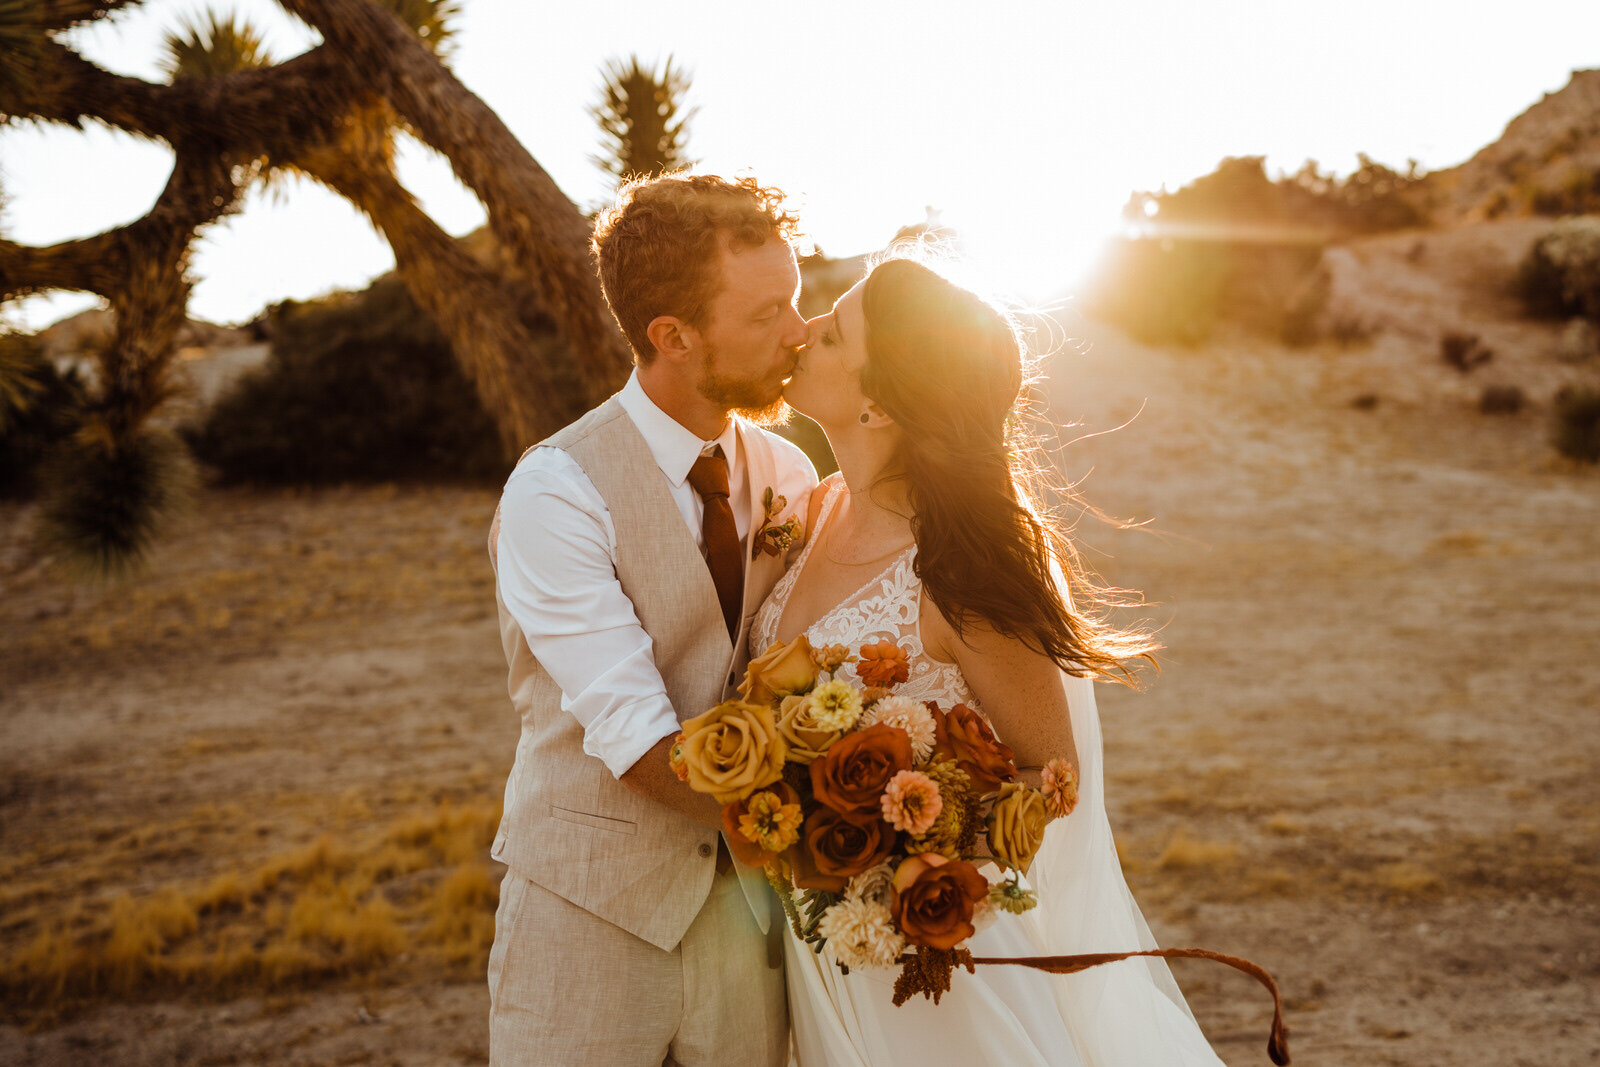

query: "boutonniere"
left=752, top=486, right=803, bottom=560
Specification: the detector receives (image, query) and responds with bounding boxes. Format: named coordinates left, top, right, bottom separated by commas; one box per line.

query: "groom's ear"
left=646, top=315, right=693, bottom=365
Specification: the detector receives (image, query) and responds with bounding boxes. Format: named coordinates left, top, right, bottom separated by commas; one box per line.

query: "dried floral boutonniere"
left=752, top=486, right=803, bottom=560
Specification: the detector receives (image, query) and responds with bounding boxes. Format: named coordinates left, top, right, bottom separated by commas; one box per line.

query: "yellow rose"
left=775, top=694, right=844, bottom=765
left=985, top=782, right=1053, bottom=875
left=680, top=699, right=788, bottom=804
left=739, top=636, right=819, bottom=706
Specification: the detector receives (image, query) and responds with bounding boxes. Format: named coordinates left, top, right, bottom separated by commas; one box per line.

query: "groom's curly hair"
left=592, top=174, right=802, bottom=363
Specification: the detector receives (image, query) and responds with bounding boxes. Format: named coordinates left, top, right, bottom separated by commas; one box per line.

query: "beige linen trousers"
left=485, top=397, right=808, bottom=1066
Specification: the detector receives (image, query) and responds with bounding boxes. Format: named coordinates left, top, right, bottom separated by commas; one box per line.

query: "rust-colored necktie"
left=688, top=445, right=744, bottom=641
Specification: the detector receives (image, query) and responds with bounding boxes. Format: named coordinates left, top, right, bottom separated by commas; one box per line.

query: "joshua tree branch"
left=278, top=0, right=634, bottom=413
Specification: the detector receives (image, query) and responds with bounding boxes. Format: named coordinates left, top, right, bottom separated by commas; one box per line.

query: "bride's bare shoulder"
left=805, top=471, right=846, bottom=535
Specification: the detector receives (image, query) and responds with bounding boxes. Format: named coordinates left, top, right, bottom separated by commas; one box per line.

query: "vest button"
left=698, top=842, right=713, bottom=858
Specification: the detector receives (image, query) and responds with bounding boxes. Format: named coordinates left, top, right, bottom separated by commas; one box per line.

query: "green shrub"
left=1518, top=219, right=1600, bottom=322
left=1552, top=384, right=1600, bottom=463
left=1085, top=155, right=1420, bottom=345
left=188, top=276, right=515, bottom=485
left=0, top=331, right=88, bottom=500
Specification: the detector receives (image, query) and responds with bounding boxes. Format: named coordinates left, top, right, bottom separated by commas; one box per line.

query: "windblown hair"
left=591, top=174, right=801, bottom=363
left=860, top=257, right=1159, bottom=684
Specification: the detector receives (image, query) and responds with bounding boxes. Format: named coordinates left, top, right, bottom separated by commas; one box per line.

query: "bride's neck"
left=829, top=434, right=912, bottom=539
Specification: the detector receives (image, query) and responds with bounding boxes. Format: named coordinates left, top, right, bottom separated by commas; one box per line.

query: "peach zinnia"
left=1041, top=757, right=1079, bottom=818
left=880, top=769, right=942, bottom=835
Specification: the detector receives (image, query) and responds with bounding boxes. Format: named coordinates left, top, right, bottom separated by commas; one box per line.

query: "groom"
left=485, top=174, right=817, bottom=1066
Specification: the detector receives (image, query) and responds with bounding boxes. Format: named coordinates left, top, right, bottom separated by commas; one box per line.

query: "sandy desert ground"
left=3, top=225, right=1599, bottom=1065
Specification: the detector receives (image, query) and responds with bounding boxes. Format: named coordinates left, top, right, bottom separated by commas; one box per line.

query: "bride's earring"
left=859, top=413, right=871, bottom=425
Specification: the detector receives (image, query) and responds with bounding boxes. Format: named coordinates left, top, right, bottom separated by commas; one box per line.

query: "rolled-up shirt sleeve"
left=494, top=449, right=682, bottom=779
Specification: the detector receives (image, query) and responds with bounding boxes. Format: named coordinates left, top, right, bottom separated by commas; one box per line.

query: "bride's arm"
left=919, top=592, right=1081, bottom=788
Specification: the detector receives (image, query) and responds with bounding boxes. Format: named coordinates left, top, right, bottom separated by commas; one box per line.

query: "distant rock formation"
left=1429, top=69, right=1600, bottom=221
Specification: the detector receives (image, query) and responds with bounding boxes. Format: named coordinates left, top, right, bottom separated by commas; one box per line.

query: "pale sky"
left=4, top=0, right=1597, bottom=331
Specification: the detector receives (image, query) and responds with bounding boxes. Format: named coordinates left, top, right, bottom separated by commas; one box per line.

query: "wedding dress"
left=749, top=488, right=1226, bottom=1067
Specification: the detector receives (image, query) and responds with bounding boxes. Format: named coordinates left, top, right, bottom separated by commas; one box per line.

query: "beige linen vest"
left=487, top=395, right=791, bottom=952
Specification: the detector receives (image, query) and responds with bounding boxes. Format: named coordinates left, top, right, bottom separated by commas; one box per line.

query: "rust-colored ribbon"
left=966, top=948, right=1290, bottom=1065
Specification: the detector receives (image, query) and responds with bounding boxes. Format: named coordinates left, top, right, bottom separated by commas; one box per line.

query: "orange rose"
left=722, top=782, right=804, bottom=867
left=890, top=853, right=989, bottom=949
left=680, top=699, right=787, bottom=804
left=792, top=806, right=897, bottom=892
left=932, top=703, right=1018, bottom=793
left=856, top=640, right=911, bottom=687
left=668, top=732, right=689, bottom=782
left=810, top=724, right=914, bottom=825
left=739, top=636, right=819, bottom=705
left=985, top=781, right=1053, bottom=874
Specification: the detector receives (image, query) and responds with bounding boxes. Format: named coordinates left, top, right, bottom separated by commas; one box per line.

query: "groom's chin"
left=734, top=397, right=793, bottom=428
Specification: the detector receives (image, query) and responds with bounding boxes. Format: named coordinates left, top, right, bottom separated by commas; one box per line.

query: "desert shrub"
left=1441, top=331, right=1493, bottom=372
left=1087, top=154, right=1420, bottom=345
left=1551, top=384, right=1600, bottom=462
left=188, top=276, right=516, bottom=485
left=1478, top=384, right=1525, bottom=415
left=1518, top=219, right=1600, bottom=322
left=0, top=331, right=88, bottom=500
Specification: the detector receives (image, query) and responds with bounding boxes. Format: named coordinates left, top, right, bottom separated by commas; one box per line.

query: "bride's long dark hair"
left=860, top=257, right=1158, bottom=683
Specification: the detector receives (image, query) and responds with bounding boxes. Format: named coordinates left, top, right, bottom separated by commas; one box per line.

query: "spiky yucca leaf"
left=381, top=0, right=460, bottom=58
left=0, top=330, right=46, bottom=433
left=589, top=54, right=697, bottom=186
left=37, top=424, right=195, bottom=576
left=158, top=9, right=274, bottom=82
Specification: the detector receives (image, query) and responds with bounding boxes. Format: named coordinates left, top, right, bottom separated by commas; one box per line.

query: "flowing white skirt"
left=783, top=866, right=1085, bottom=1067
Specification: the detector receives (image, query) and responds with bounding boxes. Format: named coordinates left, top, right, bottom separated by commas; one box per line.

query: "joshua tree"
left=0, top=0, right=633, bottom=571
left=589, top=54, right=696, bottom=188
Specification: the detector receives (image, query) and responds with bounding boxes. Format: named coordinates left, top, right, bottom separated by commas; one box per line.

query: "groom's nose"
left=779, top=307, right=807, bottom=351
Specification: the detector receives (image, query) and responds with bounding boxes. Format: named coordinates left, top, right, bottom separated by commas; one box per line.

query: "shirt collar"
left=618, top=370, right=741, bottom=489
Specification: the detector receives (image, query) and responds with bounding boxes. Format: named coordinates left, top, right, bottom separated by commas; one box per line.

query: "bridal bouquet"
left=669, top=634, right=1079, bottom=1004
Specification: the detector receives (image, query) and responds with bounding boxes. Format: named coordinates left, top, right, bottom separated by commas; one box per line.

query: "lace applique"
left=750, top=489, right=983, bottom=714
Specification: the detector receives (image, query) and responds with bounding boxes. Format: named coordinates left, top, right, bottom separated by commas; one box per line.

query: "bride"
left=750, top=256, right=1226, bottom=1066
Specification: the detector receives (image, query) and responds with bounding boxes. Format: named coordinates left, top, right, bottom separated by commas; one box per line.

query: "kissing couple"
left=483, top=173, right=1228, bottom=1066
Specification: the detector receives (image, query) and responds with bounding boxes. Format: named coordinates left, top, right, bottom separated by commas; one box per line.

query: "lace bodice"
left=750, top=487, right=982, bottom=713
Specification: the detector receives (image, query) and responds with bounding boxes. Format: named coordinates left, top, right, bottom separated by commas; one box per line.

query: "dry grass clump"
left=0, top=797, right=502, bottom=1018
left=1126, top=821, right=1598, bottom=908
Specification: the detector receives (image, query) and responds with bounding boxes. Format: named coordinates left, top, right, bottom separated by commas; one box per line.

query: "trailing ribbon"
left=965, top=948, right=1290, bottom=1065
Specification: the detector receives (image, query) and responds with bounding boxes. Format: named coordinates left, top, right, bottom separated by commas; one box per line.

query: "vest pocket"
left=549, top=804, right=638, bottom=836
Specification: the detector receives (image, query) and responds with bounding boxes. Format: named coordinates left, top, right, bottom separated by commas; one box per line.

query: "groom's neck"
left=637, top=365, right=730, bottom=441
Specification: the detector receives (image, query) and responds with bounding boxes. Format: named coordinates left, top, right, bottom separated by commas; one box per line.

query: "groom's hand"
left=620, top=734, right=727, bottom=832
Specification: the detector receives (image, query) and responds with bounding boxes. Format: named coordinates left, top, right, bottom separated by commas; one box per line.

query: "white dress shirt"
left=495, top=371, right=816, bottom=779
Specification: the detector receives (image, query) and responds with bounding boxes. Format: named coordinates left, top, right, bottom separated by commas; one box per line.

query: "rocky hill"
left=1428, top=68, right=1600, bottom=220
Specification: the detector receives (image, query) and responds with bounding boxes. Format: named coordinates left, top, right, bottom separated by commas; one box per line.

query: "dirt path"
left=3, top=310, right=1598, bottom=1064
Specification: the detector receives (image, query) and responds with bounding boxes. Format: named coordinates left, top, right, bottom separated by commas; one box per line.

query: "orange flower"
left=680, top=699, right=787, bottom=804
left=880, top=769, right=942, bottom=835
left=890, top=853, right=989, bottom=949
left=810, top=724, right=914, bottom=825
left=739, top=635, right=819, bottom=706
left=856, top=640, right=911, bottom=687
left=668, top=732, right=689, bottom=782
left=1041, top=757, right=1079, bottom=818
left=931, top=703, right=1018, bottom=794
left=812, top=643, right=855, bottom=674
left=986, top=781, right=1052, bottom=875
left=723, top=782, right=803, bottom=867
left=793, top=806, right=897, bottom=892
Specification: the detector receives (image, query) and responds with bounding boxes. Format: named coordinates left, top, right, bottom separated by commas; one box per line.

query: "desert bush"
left=1518, top=218, right=1600, bottom=322
left=188, top=276, right=517, bottom=485
left=0, top=332, right=88, bottom=500
left=1441, top=331, right=1493, bottom=372
left=1088, top=154, right=1420, bottom=345
left=1551, top=384, right=1600, bottom=462
left=1478, top=384, right=1525, bottom=415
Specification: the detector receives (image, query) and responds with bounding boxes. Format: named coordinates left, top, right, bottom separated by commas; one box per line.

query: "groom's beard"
left=698, top=347, right=794, bottom=428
